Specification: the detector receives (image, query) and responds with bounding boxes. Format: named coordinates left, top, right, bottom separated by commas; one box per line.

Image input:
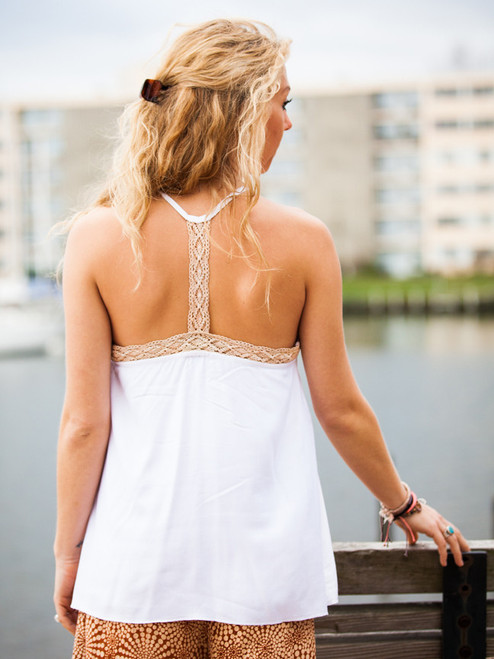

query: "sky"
left=2, top=0, right=494, bottom=103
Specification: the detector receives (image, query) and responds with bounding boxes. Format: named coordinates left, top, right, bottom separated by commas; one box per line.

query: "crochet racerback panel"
left=112, top=191, right=300, bottom=364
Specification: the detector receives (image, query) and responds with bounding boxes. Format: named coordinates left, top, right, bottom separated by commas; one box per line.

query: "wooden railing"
left=315, top=540, right=494, bottom=659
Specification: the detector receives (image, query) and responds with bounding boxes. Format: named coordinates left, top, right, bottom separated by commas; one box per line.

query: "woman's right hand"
left=395, top=502, right=470, bottom=567
left=54, top=558, right=80, bottom=635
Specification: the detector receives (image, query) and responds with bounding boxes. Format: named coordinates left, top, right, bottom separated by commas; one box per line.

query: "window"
left=436, top=150, right=455, bottom=165
left=436, top=120, right=459, bottom=129
left=375, top=188, right=420, bottom=204
left=437, top=185, right=460, bottom=194
left=435, top=87, right=472, bottom=97
left=436, top=148, right=494, bottom=165
left=436, top=119, right=494, bottom=130
left=376, top=220, right=420, bottom=236
left=473, top=86, right=494, bottom=96
left=372, top=92, right=418, bottom=108
left=373, top=123, right=419, bottom=139
left=476, top=183, right=494, bottom=193
left=20, top=109, right=63, bottom=128
left=437, top=217, right=461, bottom=226
left=438, top=214, right=494, bottom=227
left=474, top=119, right=494, bottom=129
left=376, top=252, right=421, bottom=278
left=374, top=154, right=419, bottom=172
left=436, top=247, right=474, bottom=268
left=437, top=183, right=494, bottom=194
left=435, top=88, right=459, bottom=97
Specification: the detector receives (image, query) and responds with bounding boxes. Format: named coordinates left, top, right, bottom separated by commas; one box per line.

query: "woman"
left=54, top=19, right=469, bottom=658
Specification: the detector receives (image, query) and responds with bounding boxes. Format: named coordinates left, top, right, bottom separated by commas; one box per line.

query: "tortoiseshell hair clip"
left=140, top=79, right=170, bottom=103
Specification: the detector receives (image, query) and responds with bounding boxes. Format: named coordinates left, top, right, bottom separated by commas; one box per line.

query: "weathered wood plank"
left=332, top=540, right=494, bottom=594
left=315, top=602, right=441, bottom=633
left=315, top=631, right=494, bottom=659
left=315, top=600, right=494, bottom=633
left=318, top=629, right=440, bottom=643
left=316, top=635, right=441, bottom=659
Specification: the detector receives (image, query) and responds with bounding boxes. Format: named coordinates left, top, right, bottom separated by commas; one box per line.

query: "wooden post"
left=315, top=542, right=494, bottom=658
left=443, top=552, right=487, bottom=659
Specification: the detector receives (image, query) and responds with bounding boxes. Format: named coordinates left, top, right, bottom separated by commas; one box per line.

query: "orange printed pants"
left=72, top=612, right=316, bottom=659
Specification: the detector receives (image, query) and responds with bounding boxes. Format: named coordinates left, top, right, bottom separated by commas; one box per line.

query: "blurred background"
left=1, top=1, right=493, bottom=657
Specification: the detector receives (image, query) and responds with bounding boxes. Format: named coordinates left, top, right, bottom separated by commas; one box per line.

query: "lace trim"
left=187, top=220, right=210, bottom=332
left=112, top=332, right=300, bottom=364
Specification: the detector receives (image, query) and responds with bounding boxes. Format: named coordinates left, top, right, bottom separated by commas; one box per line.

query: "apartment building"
left=1, top=71, right=493, bottom=284
left=261, top=93, right=375, bottom=272
left=0, top=104, right=120, bottom=283
left=421, top=81, right=494, bottom=275
left=263, top=71, right=494, bottom=277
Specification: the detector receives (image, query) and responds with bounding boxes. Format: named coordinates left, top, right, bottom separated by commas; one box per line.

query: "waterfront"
left=1, top=315, right=493, bottom=657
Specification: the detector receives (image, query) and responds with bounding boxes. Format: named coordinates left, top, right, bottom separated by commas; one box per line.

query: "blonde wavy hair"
left=62, top=19, right=290, bottom=296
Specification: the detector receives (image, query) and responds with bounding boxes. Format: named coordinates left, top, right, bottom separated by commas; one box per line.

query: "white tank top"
left=71, top=191, right=338, bottom=625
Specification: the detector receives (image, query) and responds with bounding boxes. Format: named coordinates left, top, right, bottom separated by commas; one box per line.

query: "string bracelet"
left=382, top=481, right=411, bottom=517
left=379, top=484, right=426, bottom=545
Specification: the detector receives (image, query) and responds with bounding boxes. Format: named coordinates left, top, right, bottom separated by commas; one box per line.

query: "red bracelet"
left=379, top=490, right=425, bottom=544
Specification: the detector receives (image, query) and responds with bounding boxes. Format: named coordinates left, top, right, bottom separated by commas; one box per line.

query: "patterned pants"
left=72, top=612, right=316, bottom=659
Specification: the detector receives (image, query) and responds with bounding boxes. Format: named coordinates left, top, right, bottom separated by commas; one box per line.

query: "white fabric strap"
left=161, top=189, right=241, bottom=224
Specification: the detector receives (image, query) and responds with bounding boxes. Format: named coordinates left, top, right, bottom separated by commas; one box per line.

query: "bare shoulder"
left=66, top=206, right=121, bottom=245
left=65, top=206, right=124, bottom=264
left=253, top=196, right=337, bottom=263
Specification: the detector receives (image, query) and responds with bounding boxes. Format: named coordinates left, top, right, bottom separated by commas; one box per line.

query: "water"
left=0, top=354, right=70, bottom=658
left=313, top=316, right=494, bottom=543
left=1, top=316, right=493, bottom=657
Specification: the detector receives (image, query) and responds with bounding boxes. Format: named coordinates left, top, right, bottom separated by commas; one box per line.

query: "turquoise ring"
left=444, top=525, right=455, bottom=537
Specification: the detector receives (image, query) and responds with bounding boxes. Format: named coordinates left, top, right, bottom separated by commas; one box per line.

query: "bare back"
left=89, top=193, right=314, bottom=350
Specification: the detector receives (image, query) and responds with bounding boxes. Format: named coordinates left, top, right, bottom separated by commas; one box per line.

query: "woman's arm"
left=298, top=218, right=469, bottom=566
left=53, top=216, right=113, bottom=634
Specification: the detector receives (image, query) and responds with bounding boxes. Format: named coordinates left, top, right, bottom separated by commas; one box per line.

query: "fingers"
left=431, top=526, right=450, bottom=567
left=454, top=527, right=471, bottom=553
left=446, top=525, right=470, bottom=566
left=55, top=606, right=78, bottom=635
left=394, top=504, right=470, bottom=568
left=53, top=562, right=79, bottom=636
left=54, top=591, right=78, bottom=635
left=434, top=521, right=469, bottom=567
left=444, top=528, right=463, bottom=567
